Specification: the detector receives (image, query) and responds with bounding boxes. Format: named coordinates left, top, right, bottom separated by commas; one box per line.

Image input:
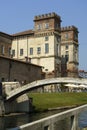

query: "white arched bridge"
left=5, top=77, right=87, bottom=101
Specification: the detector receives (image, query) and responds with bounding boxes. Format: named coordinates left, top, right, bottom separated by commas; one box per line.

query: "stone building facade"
left=12, top=13, right=62, bottom=78
left=61, top=26, right=79, bottom=77
left=0, top=12, right=79, bottom=78
left=0, top=32, right=12, bottom=57
left=0, top=55, right=42, bottom=83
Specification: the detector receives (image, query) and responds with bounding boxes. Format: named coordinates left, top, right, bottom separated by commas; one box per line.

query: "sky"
left=0, top=0, right=87, bottom=71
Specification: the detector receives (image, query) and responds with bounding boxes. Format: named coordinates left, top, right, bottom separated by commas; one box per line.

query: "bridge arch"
left=6, top=77, right=87, bottom=101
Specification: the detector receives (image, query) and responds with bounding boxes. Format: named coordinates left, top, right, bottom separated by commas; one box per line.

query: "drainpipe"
left=8, top=60, right=11, bottom=81
left=27, top=36, right=28, bottom=57
left=17, top=38, right=19, bottom=59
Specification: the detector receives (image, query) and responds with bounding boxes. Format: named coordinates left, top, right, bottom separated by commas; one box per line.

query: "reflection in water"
left=78, top=110, right=87, bottom=129
left=0, top=110, right=87, bottom=130
left=0, top=114, right=31, bottom=130
left=0, top=110, right=65, bottom=130
left=0, top=115, right=71, bottom=130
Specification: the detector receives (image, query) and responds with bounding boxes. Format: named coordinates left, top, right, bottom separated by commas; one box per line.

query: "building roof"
left=0, top=55, right=42, bottom=68
left=0, top=31, right=12, bottom=39
left=12, top=29, right=34, bottom=37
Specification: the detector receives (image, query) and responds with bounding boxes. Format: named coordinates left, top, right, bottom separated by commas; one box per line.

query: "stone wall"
left=0, top=56, right=42, bottom=83
left=0, top=82, right=33, bottom=115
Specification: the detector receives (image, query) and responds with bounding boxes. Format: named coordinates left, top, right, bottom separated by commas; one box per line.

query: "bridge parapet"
left=6, top=77, right=87, bottom=101
left=1, top=77, right=87, bottom=116
left=2, top=82, right=21, bottom=97
left=0, top=82, right=33, bottom=116
left=9, top=104, right=87, bottom=130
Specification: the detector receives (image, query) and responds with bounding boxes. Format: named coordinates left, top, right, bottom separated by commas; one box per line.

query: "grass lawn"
left=28, top=92, right=87, bottom=112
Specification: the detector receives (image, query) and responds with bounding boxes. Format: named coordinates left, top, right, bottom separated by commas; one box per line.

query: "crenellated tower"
left=0, top=12, right=79, bottom=80
left=33, top=12, right=62, bottom=78
left=34, top=12, right=61, bottom=33
left=61, top=26, right=79, bottom=77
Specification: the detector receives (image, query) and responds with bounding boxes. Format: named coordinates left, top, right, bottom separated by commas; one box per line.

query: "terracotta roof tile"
left=0, top=55, right=42, bottom=68
left=12, top=29, right=34, bottom=36
left=0, top=31, right=12, bottom=39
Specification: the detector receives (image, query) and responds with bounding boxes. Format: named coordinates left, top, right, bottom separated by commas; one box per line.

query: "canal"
left=0, top=110, right=62, bottom=130
left=0, top=109, right=87, bottom=130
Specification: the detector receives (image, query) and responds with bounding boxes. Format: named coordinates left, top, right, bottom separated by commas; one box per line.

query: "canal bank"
left=28, top=92, right=87, bottom=112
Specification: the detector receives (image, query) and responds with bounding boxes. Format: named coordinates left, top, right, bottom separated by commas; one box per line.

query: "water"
left=78, top=110, right=87, bottom=129
left=0, top=110, right=63, bottom=130
left=0, top=110, right=87, bottom=130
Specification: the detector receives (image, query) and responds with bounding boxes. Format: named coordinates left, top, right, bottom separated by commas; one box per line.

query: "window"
left=45, top=36, right=49, bottom=41
left=8, top=47, right=11, bottom=56
left=65, top=33, right=68, bottom=39
left=65, top=45, right=68, bottom=50
left=55, top=23, right=60, bottom=29
left=20, top=49, right=23, bottom=56
left=74, top=33, right=78, bottom=40
left=1, top=45, right=4, bottom=55
left=45, top=23, right=49, bottom=29
left=56, top=44, right=59, bottom=56
left=45, top=43, right=49, bottom=54
left=12, top=49, right=15, bottom=57
left=30, top=48, right=33, bottom=55
left=45, top=69, right=48, bottom=71
left=37, top=47, right=41, bottom=54
left=37, top=24, right=41, bottom=30
left=65, top=51, right=69, bottom=62
left=57, top=36, right=60, bottom=43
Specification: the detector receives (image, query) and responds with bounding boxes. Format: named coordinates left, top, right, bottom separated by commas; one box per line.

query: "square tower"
left=61, top=26, right=79, bottom=77
left=33, top=13, right=62, bottom=78
left=34, top=12, right=61, bottom=33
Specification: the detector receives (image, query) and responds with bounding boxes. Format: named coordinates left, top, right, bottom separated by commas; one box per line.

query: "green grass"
left=28, top=92, right=87, bottom=111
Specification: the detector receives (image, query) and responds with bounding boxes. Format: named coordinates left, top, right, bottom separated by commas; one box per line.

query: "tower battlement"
left=34, top=12, right=61, bottom=21
left=61, top=26, right=78, bottom=32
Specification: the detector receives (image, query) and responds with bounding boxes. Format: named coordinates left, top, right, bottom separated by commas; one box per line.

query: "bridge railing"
left=9, top=104, right=87, bottom=130
left=6, top=77, right=87, bottom=101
